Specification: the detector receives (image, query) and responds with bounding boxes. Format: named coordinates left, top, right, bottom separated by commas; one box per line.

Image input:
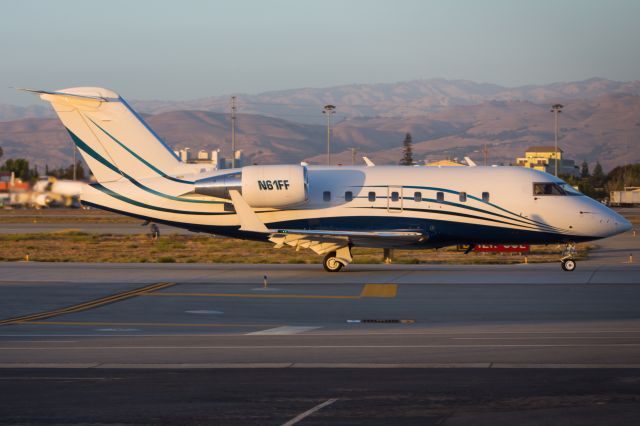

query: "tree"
left=606, top=163, right=640, bottom=191
left=399, top=133, right=414, bottom=166
left=580, top=161, right=590, bottom=179
left=1, top=158, right=31, bottom=181
left=0, top=146, right=3, bottom=161
left=591, top=162, right=605, bottom=188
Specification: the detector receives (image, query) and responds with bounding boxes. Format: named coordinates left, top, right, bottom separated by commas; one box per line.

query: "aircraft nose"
left=599, top=209, right=632, bottom=237
left=620, top=216, right=633, bottom=233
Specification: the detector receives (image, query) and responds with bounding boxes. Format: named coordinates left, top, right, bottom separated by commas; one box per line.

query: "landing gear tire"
left=323, top=252, right=344, bottom=272
left=560, top=243, right=577, bottom=272
left=561, top=259, right=576, bottom=272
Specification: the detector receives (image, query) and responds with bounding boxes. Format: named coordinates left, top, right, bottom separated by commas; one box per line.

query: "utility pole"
left=551, top=103, right=563, bottom=177
left=482, top=144, right=489, bottom=166
left=349, top=147, right=357, bottom=165
left=231, top=96, right=237, bottom=168
left=323, top=104, right=336, bottom=165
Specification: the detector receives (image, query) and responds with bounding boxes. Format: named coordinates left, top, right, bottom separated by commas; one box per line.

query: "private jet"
left=27, top=87, right=632, bottom=271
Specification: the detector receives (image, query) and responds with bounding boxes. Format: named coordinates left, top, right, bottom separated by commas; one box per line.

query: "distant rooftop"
left=526, top=146, right=564, bottom=153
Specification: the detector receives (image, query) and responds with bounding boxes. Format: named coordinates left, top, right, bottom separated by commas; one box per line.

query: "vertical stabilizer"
left=34, top=87, right=182, bottom=183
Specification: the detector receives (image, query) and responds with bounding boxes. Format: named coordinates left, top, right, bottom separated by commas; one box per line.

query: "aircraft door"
left=387, top=186, right=403, bottom=213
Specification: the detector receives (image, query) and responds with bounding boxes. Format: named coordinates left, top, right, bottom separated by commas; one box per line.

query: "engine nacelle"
left=194, top=165, right=308, bottom=208
left=241, top=165, right=308, bottom=207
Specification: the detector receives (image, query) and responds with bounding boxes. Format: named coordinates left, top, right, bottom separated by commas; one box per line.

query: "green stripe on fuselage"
left=67, top=128, right=222, bottom=206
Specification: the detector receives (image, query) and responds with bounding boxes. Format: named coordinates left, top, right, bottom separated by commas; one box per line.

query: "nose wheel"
left=561, top=258, right=576, bottom=271
left=560, top=243, right=577, bottom=272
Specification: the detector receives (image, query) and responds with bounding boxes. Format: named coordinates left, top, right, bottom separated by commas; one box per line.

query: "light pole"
left=230, top=96, right=237, bottom=168
left=323, top=104, right=336, bottom=165
left=550, top=103, right=563, bottom=177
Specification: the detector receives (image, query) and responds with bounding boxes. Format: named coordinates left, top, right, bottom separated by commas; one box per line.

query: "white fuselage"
left=80, top=164, right=631, bottom=248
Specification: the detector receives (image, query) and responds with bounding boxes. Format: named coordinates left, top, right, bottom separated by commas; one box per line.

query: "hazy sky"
left=2, top=0, right=639, bottom=105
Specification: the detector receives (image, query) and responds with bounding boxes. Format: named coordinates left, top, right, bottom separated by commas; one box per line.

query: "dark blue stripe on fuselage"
left=360, top=184, right=566, bottom=232
left=83, top=200, right=598, bottom=246
left=90, top=183, right=232, bottom=216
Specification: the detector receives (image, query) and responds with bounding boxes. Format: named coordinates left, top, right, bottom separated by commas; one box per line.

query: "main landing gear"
left=322, top=246, right=353, bottom=272
left=323, top=252, right=344, bottom=272
left=560, top=243, right=577, bottom=272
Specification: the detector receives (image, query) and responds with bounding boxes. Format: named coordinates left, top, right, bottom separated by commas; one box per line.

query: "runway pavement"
left=0, top=230, right=639, bottom=424
left=0, top=228, right=639, bottom=367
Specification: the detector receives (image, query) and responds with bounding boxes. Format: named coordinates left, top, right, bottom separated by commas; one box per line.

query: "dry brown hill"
left=1, top=93, right=638, bottom=172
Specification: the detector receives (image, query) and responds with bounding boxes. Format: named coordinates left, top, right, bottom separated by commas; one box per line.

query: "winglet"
left=363, top=157, right=375, bottom=167
left=464, top=156, right=477, bottom=167
left=228, top=190, right=269, bottom=233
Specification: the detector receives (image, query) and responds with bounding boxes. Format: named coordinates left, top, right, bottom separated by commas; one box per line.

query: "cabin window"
left=345, top=191, right=353, bottom=202
left=414, top=192, right=422, bottom=202
left=482, top=192, right=490, bottom=202
left=368, top=191, right=376, bottom=202
left=323, top=191, right=331, bottom=202
left=459, top=192, right=467, bottom=202
left=436, top=191, right=444, bottom=202
left=391, top=191, right=399, bottom=202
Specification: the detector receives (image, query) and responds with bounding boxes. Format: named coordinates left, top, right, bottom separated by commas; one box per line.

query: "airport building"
left=515, top=146, right=579, bottom=176
left=173, top=148, right=243, bottom=169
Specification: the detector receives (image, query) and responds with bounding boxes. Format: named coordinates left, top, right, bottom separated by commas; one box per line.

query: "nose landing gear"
left=560, top=243, right=577, bottom=271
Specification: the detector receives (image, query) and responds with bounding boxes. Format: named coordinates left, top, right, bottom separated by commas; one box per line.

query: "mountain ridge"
left=4, top=77, right=639, bottom=123
left=1, top=92, right=638, bottom=173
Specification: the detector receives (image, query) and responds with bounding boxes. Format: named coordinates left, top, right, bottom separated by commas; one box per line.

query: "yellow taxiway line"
left=0, top=283, right=397, bottom=328
left=0, top=282, right=175, bottom=326
left=24, top=321, right=282, bottom=328
left=145, top=284, right=398, bottom=300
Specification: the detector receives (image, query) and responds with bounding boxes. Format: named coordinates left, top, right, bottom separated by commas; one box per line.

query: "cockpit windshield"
left=533, top=182, right=583, bottom=196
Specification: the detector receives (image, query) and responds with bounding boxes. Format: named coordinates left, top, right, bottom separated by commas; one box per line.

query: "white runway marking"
left=281, top=398, right=338, bottom=426
left=246, top=326, right=322, bottom=335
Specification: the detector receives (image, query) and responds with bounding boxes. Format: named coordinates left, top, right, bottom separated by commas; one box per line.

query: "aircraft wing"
left=268, top=229, right=425, bottom=256
left=272, top=229, right=423, bottom=238
left=229, top=188, right=425, bottom=256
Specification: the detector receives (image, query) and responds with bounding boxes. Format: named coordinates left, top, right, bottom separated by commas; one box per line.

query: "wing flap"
left=272, top=229, right=423, bottom=238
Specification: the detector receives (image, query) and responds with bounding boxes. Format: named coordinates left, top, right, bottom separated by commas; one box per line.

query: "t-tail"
left=24, top=87, right=193, bottom=184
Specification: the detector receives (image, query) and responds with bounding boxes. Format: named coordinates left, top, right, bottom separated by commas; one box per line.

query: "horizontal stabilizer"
left=18, top=88, right=118, bottom=102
